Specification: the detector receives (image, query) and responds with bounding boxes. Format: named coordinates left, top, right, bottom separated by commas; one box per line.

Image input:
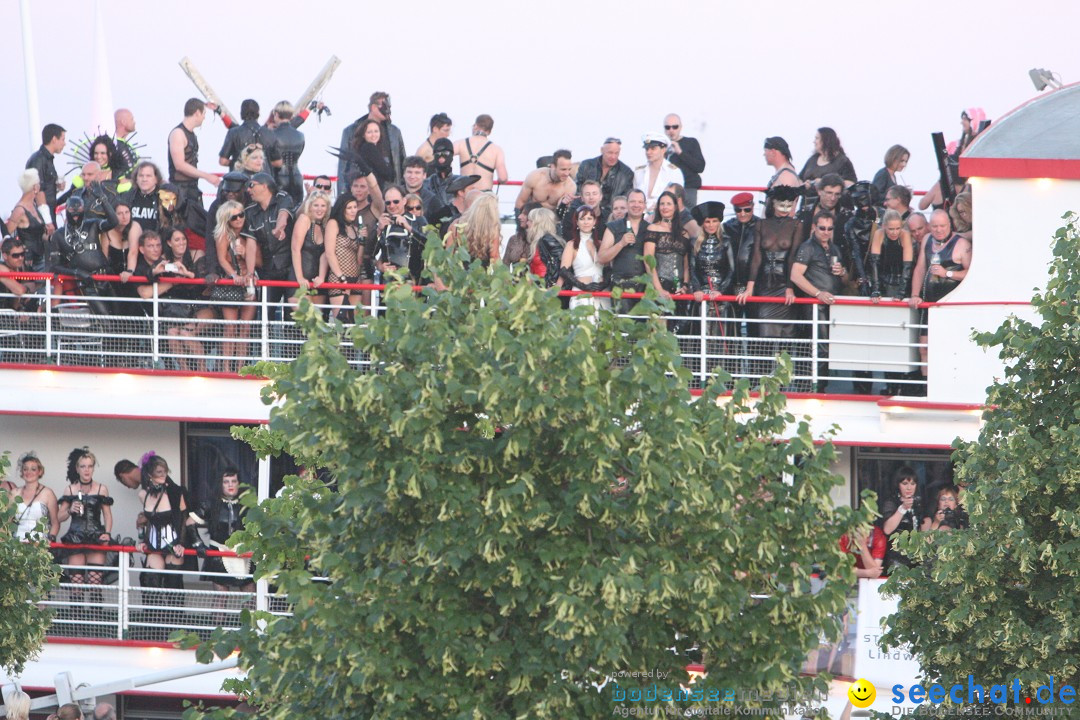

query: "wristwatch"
left=946, top=270, right=954, bottom=279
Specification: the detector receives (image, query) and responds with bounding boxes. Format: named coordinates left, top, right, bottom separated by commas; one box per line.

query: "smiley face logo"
left=848, top=679, right=876, bottom=708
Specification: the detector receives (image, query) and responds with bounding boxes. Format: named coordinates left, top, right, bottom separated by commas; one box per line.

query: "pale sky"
left=2, top=0, right=1078, bottom=211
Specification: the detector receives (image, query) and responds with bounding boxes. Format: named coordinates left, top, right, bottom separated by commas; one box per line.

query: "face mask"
left=159, top=191, right=177, bottom=211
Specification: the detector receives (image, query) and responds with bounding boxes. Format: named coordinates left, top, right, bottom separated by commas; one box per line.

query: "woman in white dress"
left=559, top=205, right=611, bottom=311
left=8, top=451, right=60, bottom=541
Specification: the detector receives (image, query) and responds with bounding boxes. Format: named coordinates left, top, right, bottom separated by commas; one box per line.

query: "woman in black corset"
left=690, top=201, right=735, bottom=381
left=137, top=455, right=188, bottom=589
left=57, top=448, right=114, bottom=599
left=289, top=190, right=330, bottom=309
left=642, top=191, right=692, bottom=333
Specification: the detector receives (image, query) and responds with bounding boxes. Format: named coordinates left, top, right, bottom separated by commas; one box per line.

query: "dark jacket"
left=575, top=156, right=634, bottom=213
left=338, top=115, right=405, bottom=186
left=722, top=215, right=759, bottom=289
left=26, top=145, right=60, bottom=220
left=666, top=136, right=706, bottom=190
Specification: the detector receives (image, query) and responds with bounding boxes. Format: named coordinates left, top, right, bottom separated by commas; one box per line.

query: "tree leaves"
left=882, top=212, right=1080, bottom=694
left=185, top=243, right=871, bottom=719
left=0, top=453, right=60, bottom=677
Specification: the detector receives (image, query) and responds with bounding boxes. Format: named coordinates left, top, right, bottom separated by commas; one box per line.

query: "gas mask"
left=66, top=195, right=86, bottom=225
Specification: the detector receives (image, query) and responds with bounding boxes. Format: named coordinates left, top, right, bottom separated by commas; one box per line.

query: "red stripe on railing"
left=227, top=173, right=927, bottom=197
left=1, top=271, right=1001, bottom=308
left=50, top=541, right=252, bottom=558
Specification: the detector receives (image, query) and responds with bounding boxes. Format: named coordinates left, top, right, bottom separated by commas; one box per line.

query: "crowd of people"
left=1, top=91, right=983, bottom=390
left=3, top=448, right=252, bottom=609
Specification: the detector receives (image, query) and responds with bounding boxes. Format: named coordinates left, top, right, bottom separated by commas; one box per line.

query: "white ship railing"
left=42, top=544, right=860, bottom=679
left=0, top=276, right=929, bottom=394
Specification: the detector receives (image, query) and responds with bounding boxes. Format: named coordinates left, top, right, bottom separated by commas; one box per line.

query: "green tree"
left=0, top=453, right=61, bottom=676
left=184, top=244, right=873, bottom=719
left=881, top=213, right=1080, bottom=697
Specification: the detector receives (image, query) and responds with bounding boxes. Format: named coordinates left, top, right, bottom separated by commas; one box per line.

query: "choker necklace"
left=78, top=478, right=94, bottom=487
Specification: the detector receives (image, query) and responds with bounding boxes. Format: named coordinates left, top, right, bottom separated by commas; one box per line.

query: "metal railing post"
left=810, top=303, right=819, bottom=390
left=259, top=289, right=270, bottom=361
left=117, top=549, right=129, bottom=639
left=698, top=298, right=707, bottom=386
left=151, top=283, right=160, bottom=367
left=44, top=277, right=53, bottom=361
left=256, top=455, right=270, bottom=614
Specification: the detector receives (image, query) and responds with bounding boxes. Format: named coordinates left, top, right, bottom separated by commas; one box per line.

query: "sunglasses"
left=816, top=226, right=834, bottom=232
left=230, top=212, right=245, bottom=221
left=405, top=205, right=423, bottom=212
left=735, top=207, right=753, bottom=214
left=664, top=125, right=680, bottom=130
left=387, top=198, right=403, bottom=204
left=315, top=184, right=332, bottom=191
left=604, top=137, right=622, bottom=145
left=8, top=252, right=26, bottom=258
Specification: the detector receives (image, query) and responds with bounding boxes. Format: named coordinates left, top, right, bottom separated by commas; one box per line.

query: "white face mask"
left=774, top=199, right=795, bottom=214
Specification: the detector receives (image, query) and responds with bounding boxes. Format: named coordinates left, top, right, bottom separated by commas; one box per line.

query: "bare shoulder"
left=523, top=168, right=544, bottom=186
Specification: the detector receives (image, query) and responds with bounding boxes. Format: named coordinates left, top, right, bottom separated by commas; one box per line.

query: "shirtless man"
left=454, top=114, right=507, bottom=191
left=415, top=112, right=452, bottom=163
left=515, top=149, right=576, bottom=211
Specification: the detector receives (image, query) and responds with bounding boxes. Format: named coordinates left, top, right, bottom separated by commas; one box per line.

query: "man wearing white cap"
left=634, top=133, right=683, bottom=214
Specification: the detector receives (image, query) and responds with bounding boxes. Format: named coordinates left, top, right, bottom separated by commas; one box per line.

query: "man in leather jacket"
left=723, top=192, right=759, bottom=343
left=421, top=138, right=459, bottom=217
left=575, top=137, right=634, bottom=217
left=49, top=186, right=118, bottom=316
left=26, top=123, right=66, bottom=231
left=218, top=99, right=282, bottom=170
left=242, top=173, right=295, bottom=308
left=338, top=91, right=405, bottom=186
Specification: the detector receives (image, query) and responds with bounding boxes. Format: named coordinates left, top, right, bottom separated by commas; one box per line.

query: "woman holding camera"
left=57, top=447, right=114, bottom=597
left=921, top=485, right=969, bottom=531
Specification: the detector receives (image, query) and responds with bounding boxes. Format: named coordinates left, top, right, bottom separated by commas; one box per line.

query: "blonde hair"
left=300, top=190, right=331, bottom=221
left=273, top=100, right=295, bottom=120
left=235, top=145, right=265, bottom=173
left=881, top=209, right=903, bottom=226
left=214, top=200, right=244, bottom=245
left=3, top=689, right=30, bottom=720
left=525, top=208, right=560, bottom=258
left=18, top=168, right=40, bottom=194
left=456, top=193, right=501, bottom=261
left=949, top=191, right=972, bottom=233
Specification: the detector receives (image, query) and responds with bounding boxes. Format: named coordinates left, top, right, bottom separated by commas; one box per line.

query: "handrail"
left=0, top=271, right=985, bottom=308
left=217, top=172, right=928, bottom=196
left=49, top=541, right=251, bottom=558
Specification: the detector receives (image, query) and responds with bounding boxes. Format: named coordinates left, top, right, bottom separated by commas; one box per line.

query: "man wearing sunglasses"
left=663, top=114, right=706, bottom=207
left=723, top=192, right=759, bottom=346
left=242, top=173, right=295, bottom=309
left=575, top=137, right=634, bottom=218
left=0, top=237, right=41, bottom=310
left=790, top=211, right=847, bottom=392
